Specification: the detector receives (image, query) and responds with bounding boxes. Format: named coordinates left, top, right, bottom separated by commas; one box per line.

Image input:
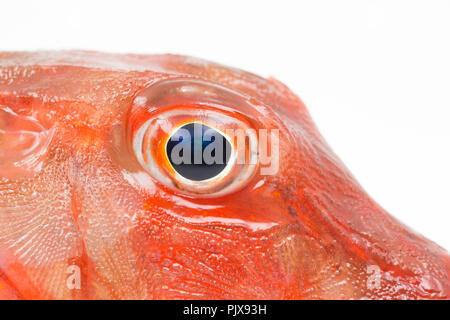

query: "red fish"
left=0, top=51, right=449, bottom=300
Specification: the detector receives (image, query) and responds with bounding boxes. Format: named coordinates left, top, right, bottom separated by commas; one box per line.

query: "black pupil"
left=166, top=123, right=232, bottom=181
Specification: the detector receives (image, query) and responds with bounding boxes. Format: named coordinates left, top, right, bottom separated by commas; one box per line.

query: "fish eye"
left=165, top=123, right=232, bottom=181
left=128, top=78, right=263, bottom=197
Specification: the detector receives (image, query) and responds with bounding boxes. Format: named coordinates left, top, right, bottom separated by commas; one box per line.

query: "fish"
left=0, top=51, right=448, bottom=300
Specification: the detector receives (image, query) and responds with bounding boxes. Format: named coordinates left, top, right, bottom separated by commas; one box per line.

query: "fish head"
left=0, top=51, right=449, bottom=299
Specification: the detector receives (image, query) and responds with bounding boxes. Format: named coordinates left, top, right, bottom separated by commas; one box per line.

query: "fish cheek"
left=127, top=209, right=290, bottom=299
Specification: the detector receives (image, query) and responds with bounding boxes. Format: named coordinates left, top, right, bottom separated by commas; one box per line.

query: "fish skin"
left=0, top=51, right=448, bottom=300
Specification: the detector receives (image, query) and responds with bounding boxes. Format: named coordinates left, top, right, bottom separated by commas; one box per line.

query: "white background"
left=1, top=0, right=449, bottom=250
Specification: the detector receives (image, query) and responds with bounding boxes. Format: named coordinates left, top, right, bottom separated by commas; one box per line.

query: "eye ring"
left=132, top=106, right=258, bottom=196
left=128, top=78, right=264, bottom=197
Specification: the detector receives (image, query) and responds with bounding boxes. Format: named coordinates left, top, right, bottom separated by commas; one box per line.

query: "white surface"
left=1, top=0, right=449, bottom=250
